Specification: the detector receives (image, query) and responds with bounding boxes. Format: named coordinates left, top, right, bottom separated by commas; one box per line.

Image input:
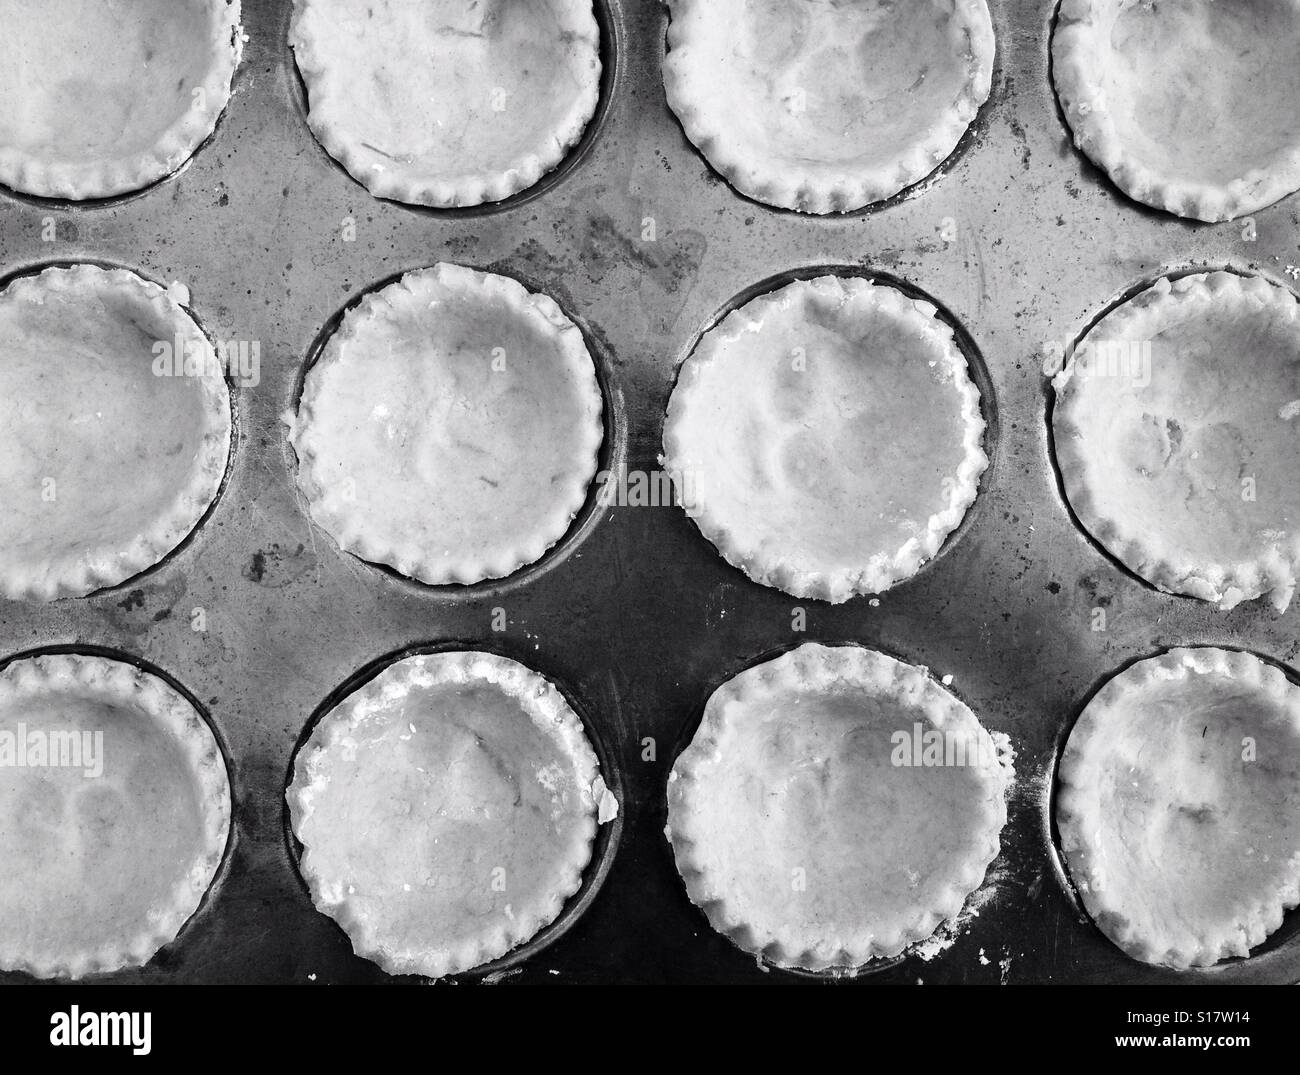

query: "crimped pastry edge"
left=666, top=642, right=1012, bottom=972
left=0, top=0, right=243, bottom=200
left=0, top=653, right=232, bottom=979
left=1052, top=0, right=1300, bottom=222
left=1056, top=646, right=1300, bottom=969
left=0, top=264, right=233, bottom=602
left=662, top=0, right=995, bottom=213
left=288, top=0, right=601, bottom=208
left=287, top=650, right=606, bottom=979
left=663, top=275, right=988, bottom=603
left=289, top=262, right=604, bottom=586
left=1052, top=270, right=1300, bottom=612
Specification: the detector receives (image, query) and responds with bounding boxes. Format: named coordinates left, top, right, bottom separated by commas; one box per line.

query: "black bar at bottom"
left=0, top=982, right=1282, bottom=1061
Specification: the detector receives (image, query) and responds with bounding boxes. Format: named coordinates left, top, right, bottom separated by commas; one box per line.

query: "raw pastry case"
left=1, top=0, right=1298, bottom=985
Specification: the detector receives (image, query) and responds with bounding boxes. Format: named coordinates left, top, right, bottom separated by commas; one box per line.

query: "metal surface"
left=2, top=0, right=1299, bottom=985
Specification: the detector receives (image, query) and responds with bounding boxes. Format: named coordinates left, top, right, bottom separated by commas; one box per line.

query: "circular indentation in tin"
left=1046, top=644, right=1300, bottom=979
left=1043, top=0, right=1152, bottom=219
left=1045, top=264, right=1300, bottom=608
left=0, top=168, right=180, bottom=212
left=1044, top=1, right=1201, bottom=227
left=282, top=641, right=624, bottom=980
left=0, top=259, right=238, bottom=603
left=0, top=644, right=236, bottom=982
left=658, top=1, right=1001, bottom=218
left=664, top=638, right=1011, bottom=980
left=0, top=62, right=241, bottom=211
left=0, top=1, right=243, bottom=208
left=286, top=262, right=624, bottom=601
left=663, top=265, right=998, bottom=603
left=284, top=0, right=619, bottom=216
left=1047, top=0, right=1300, bottom=223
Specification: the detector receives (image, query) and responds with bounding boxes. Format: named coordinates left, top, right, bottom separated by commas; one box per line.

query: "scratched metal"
left=1, top=0, right=1299, bottom=985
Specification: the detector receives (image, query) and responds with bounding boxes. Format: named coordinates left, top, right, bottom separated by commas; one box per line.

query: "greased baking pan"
left=1, top=0, right=1299, bottom=984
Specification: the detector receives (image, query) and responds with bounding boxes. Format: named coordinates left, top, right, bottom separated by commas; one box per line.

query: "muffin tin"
left=1, top=0, right=1298, bottom=984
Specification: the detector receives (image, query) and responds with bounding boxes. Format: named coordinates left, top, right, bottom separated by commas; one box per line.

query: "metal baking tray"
left=2, top=0, right=1298, bottom=985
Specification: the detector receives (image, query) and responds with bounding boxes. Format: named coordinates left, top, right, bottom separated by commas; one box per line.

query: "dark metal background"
left=1, top=0, right=1298, bottom=984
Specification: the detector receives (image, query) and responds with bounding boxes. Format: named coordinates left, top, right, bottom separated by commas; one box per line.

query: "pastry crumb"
left=592, top=775, right=620, bottom=824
